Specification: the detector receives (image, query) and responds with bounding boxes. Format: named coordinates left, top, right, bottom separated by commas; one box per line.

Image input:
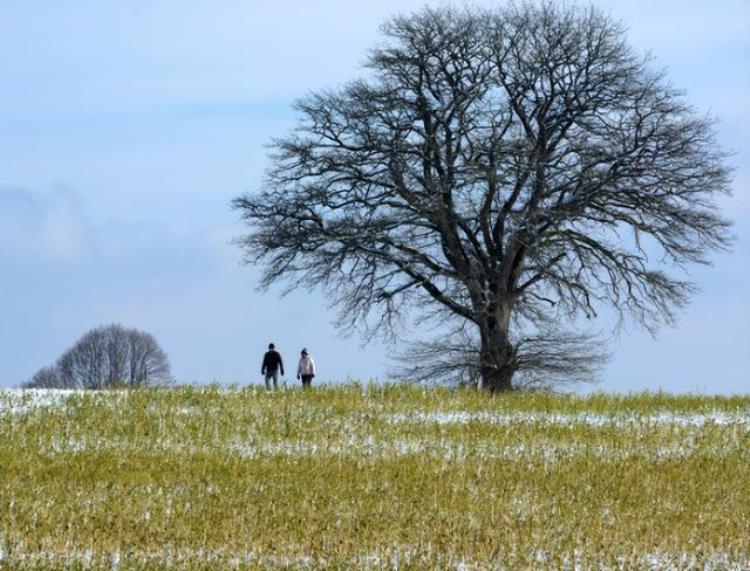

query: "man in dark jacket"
left=261, top=343, right=284, bottom=390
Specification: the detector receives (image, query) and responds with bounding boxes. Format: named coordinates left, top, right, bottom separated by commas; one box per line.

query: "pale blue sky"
left=1, top=1, right=748, bottom=392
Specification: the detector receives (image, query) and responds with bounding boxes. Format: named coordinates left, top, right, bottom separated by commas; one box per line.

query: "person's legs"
left=301, top=374, right=313, bottom=388
left=265, top=369, right=279, bottom=390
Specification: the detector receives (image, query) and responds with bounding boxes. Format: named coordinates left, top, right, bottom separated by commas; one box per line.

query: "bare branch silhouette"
left=24, top=324, right=172, bottom=390
left=234, top=3, right=732, bottom=391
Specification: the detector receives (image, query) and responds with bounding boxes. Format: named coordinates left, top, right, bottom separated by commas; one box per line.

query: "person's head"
left=268, top=343, right=275, bottom=350
left=301, top=348, right=308, bottom=357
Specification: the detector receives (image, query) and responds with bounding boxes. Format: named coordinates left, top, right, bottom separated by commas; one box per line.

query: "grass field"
left=1, top=385, right=748, bottom=569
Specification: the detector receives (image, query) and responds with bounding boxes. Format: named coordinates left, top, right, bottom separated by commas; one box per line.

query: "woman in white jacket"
left=297, top=348, right=316, bottom=388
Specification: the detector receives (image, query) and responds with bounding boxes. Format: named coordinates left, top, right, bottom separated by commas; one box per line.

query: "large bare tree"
left=233, top=3, right=732, bottom=391
left=23, top=324, right=171, bottom=389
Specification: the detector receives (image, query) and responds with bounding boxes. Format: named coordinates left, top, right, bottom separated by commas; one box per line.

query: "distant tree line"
left=22, top=324, right=172, bottom=389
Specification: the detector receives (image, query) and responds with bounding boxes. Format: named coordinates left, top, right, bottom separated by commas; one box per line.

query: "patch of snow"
left=386, top=410, right=750, bottom=428
left=0, top=546, right=747, bottom=569
left=0, top=389, right=129, bottom=415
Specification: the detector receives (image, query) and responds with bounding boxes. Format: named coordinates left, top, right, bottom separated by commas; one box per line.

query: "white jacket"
left=297, top=356, right=316, bottom=376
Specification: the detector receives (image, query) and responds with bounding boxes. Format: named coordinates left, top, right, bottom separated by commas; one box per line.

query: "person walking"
left=261, top=343, right=284, bottom=390
left=297, top=348, right=316, bottom=389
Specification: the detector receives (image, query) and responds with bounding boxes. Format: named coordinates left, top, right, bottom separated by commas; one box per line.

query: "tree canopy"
left=23, top=324, right=172, bottom=390
left=234, top=3, right=732, bottom=391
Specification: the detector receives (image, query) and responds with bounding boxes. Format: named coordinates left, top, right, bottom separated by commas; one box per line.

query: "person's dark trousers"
left=301, top=375, right=313, bottom=388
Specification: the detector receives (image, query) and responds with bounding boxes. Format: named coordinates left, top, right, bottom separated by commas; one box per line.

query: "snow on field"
left=1, top=546, right=748, bottom=570
left=27, top=432, right=743, bottom=464
left=0, top=389, right=129, bottom=414
left=2, top=388, right=748, bottom=569
left=386, top=409, right=750, bottom=428
left=3, top=388, right=749, bottom=432
left=0, top=389, right=82, bottom=412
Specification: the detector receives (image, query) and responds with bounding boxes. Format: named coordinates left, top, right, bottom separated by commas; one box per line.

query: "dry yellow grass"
left=1, top=385, right=748, bottom=569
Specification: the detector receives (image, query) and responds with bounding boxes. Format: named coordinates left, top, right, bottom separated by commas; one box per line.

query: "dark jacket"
left=262, top=350, right=284, bottom=375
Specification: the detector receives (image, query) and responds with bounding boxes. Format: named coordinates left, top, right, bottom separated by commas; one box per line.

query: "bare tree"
left=393, top=326, right=608, bottom=391
left=58, top=327, right=107, bottom=389
left=233, top=3, right=732, bottom=391
left=126, top=328, right=171, bottom=387
left=28, top=324, right=172, bottom=390
left=21, top=366, right=62, bottom=389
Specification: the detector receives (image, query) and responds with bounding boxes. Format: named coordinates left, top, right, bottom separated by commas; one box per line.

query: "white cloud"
left=39, top=191, right=85, bottom=262
left=0, top=185, right=219, bottom=278
left=0, top=186, right=84, bottom=263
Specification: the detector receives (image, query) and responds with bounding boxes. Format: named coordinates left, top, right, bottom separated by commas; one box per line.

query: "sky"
left=1, top=1, right=748, bottom=393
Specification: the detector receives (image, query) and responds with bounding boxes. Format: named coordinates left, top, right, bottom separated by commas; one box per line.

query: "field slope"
left=1, top=385, right=749, bottom=569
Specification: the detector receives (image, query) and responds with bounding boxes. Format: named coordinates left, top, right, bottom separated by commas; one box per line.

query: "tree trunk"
left=478, top=304, right=516, bottom=392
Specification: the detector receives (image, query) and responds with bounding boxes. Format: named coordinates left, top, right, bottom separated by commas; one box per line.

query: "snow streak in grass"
left=386, top=410, right=750, bottom=428
left=1, top=545, right=748, bottom=570
left=0, top=389, right=128, bottom=415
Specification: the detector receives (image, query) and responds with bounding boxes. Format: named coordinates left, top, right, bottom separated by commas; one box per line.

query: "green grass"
left=1, top=385, right=749, bottom=569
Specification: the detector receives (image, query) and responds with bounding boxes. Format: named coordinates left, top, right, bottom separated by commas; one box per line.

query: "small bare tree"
left=126, top=328, right=171, bottom=387
left=233, top=3, right=732, bottom=391
left=26, top=324, right=172, bottom=389
left=21, top=366, right=62, bottom=389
